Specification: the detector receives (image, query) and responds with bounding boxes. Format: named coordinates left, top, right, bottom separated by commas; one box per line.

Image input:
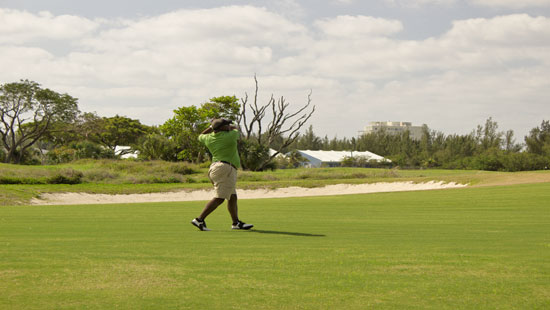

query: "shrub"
left=472, top=153, right=504, bottom=171
left=47, top=147, right=77, bottom=164
left=443, top=152, right=549, bottom=172
left=135, top=134, right=178, bottom=161
left=273, top=151, right=308, bottom=169
left=501, top=153, right=550, bottom=172
left=72, top=141, right=115, bottom=160
left=151, top=176, right=184, bottom=183
left=170, top=162, right=197, bottom=175
left=46, top=169, right=83, bottom=184
left=238, top=140, right=271, bottom=171
left=83, top=169, right=119, bottom=182
left=199, top=161, right=212, bottom=169
left=46, top=142, right=114, bottom=164
left=123, top=174, right=184, bottom=184
left=0, top=176, right=44, bottom=184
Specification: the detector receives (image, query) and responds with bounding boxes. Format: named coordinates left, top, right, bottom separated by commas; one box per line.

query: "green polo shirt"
left=198, top=130, right=241, bottom=169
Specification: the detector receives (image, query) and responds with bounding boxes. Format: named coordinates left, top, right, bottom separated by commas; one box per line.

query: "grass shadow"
left=248, top=229, right=326, bottom=237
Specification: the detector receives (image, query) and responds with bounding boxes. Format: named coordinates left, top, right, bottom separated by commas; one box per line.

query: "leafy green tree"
left=161, top=105, right=205, bottom=162
left=475, top=117, right=503, bottom=152
left=39, top=112, right=102, bottom=149
left=285, top=117, right=546, bottom=172
left=296, top=125, right=322, bottom=150
left=134, top=133, right=178, bottom=161
left=201, top=96, right=240, bottom=122
left=94, top=115, right=151, bottom=154
left=504, top=129, right=522, bottom=153
left=161, top=96, right=241, bottom=162
left=525, top=120, right=550, bottom=156
left=238, top=139, right=272, bottom=171
left=46, top=141, right=115, bottom=164
left=0, top=80, right=79, bottom=164
left=38, top=112, right=142, bottom=162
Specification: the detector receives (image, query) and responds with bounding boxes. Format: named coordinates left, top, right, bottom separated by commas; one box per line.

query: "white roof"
left=115, top=146, right=138, bottom=159
left=296, top=150, right=388, bottom=162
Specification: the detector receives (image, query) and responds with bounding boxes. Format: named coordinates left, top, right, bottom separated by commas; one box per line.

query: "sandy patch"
left=31, top=181, right=466, bottom=205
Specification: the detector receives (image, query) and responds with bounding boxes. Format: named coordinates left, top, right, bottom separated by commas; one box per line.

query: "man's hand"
left=201, top=123, right=239, bottom=134
left=218, top=124, right=239, bottom=132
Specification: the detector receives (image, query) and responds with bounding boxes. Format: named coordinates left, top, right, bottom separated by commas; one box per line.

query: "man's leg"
left=227, top=194, right=239, bottom=224
left=191, top=197, right=225, bottom=231
left=199, top=197, right=225, bottom=220
left=228, top=194, right=254, bottom=230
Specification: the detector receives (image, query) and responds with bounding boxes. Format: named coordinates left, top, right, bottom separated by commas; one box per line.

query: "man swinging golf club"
left=191, top=118, right=253, bottom=231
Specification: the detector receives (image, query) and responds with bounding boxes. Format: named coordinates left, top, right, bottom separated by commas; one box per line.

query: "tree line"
left=0, top=78, right=314, bottom=170
left=291, top=119, right=550, bottom=171
left=1, top=79, right=549, bottom=172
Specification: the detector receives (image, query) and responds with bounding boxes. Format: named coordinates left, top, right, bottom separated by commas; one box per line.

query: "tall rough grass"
left=1, top=161, right=407, bottom=185
left=0, top=160, right=201, bottom=185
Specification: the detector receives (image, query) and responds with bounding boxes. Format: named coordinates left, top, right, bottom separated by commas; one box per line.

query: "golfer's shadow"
left=248, top=229, right=326, bottom=237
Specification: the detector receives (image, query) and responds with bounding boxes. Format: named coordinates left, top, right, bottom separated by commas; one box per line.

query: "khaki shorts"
left=208, top=162, right=237, bottom=200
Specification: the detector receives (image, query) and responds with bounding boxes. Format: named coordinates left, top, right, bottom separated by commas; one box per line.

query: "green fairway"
left=1, top=184, right=549, bottom=309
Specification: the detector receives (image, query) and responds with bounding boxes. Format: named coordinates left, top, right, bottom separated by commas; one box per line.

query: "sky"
left=1, top=0, right=550, bottom=142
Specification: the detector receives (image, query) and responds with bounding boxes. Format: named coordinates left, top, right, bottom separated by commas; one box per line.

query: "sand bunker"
left=31, top=181, right=466, bottom=205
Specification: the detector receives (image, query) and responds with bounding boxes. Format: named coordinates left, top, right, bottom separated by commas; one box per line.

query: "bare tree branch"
left=238, top=77, right=315, bottom=171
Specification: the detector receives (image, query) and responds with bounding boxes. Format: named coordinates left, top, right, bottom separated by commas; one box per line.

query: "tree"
left=134, top=133, right=178, bottom=161
left=94, top=115, right=151, bottom=154
left=238, top=76, right=315, bottom=171
left=475, top=117, right=503, bottom=152
left=161, top=105, right=206, bottom=162
left=0, top=80, right=79, bottom=164
left=296, top=125, right=322, bottom=150
left=201, top=96, right=241, bottom=122
left=525, top=120, right=550, bottom=156
left=39, top=112, right=103, bottom=149
left=37, top=112, right=142, bottom=162
left=161, top=96, right=241, bottom=162
left=504, top=129, right=522, bottom=153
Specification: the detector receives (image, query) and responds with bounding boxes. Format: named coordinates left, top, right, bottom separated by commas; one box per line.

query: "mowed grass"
left=1, top=183, right=549, bottom=309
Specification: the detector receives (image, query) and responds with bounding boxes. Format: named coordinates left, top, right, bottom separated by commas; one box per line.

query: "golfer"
left=191, top=118, right=253, bottom=231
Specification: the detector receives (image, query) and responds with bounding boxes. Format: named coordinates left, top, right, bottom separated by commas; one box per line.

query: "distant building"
left=361, top=121, right=426, bottom=140
left=296, top=150, right=390, bottom=168
left=115, top=146, right=138, bottom=159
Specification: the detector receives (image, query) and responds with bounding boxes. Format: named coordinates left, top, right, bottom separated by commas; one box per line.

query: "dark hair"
left=211, top=118, right=232, bottom=131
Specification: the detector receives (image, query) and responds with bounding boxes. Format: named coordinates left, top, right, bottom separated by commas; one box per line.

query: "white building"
left=114, top=146, right=139, bottom=159
left=362, top=121, right=425, bottom=140
left=296, top=150, right=389, bottom=168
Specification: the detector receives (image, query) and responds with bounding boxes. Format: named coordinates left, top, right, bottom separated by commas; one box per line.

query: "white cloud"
left=82, top=6, right=308, bottom=50
left=315, top=15, right=403, bottom=38
left=270, top=0, right=306, bottom=19
left=384, top=0, right=550, bottom=8
left=0, top=6, right=548, bottom=138
left=332, top=0, right=357, bottom=4
left=384, top=0, right=457, bottom=8
left=443, top=14, right=550, bottom=49
left=0, top=8, right=98, bottom=44
left=469, top=0, right=550, bottom=9
left=304, top=14, right=550, bottom=136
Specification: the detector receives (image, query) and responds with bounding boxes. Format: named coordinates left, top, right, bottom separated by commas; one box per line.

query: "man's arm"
left=201, top=124, right=239, bottom=134
left=201, top=126, right=214, bottom=134
left=218, top=124, right=239, bottom=132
